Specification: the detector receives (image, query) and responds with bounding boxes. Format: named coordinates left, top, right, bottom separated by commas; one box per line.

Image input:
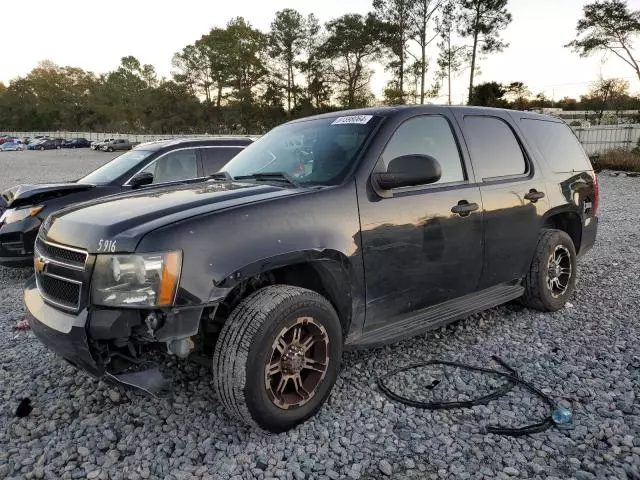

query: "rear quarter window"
left=520, top=119, right=591, bottom=173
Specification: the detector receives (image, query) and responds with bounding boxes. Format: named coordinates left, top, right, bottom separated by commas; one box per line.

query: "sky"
left=1, top=0, right=639, bottom=103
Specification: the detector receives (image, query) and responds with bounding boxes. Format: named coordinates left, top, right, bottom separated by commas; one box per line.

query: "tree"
left=297, top=14, right=333, bottom=110
left=374, top=0, right=414, bottom=104
left=320, top=14, right=386, bottom=108
left=567, top=0, right=640, bottom=81
left=457, top=0, right=512, bottom=104
left=582, top=77, right=630, bottom=124
left=269, top=9, right=306, bottom=111
left=469, top=81, right=507, bottom=106
left=434, top=1, right=469, bottom=104
left=504, top=81, right=530, bottom=110
left=408, top=0, right=444, bottom=103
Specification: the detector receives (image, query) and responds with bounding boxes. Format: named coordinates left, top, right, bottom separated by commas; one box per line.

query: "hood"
left=43, top=181, right=304, bottom=252
left=1, top=183, right=95, bottom=209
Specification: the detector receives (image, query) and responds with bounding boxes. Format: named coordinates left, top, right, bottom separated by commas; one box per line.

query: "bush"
left=597, top=149, right=640, bottom=172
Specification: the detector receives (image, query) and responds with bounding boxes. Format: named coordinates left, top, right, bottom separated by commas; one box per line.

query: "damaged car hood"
left=1, top=183, right=95, bottom=209
left=43, top=181, right=307, bottom=252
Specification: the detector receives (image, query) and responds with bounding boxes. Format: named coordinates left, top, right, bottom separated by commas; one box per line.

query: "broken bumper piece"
left=25, top=276, right=173, bottom=398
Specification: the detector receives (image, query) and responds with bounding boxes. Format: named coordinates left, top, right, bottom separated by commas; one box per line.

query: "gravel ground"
left=0, top=149, right=117, bottom=190
left=0, top=154, right=639, bottom=480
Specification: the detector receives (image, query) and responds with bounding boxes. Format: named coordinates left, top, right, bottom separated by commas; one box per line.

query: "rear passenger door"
left=200, top=146, right=245, bottom=176
left=452, top=110, right=549, bottom=289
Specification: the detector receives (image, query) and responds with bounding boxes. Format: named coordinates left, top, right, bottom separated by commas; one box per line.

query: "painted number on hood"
left=98, top=239, right=117, bottom=253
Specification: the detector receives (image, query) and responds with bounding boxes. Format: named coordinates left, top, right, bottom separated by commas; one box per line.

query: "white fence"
left=3, top=124, right=640, bottom=156
left=571, top=124, right=640, bottom=156
left=0, top=131, right=233, bottom=144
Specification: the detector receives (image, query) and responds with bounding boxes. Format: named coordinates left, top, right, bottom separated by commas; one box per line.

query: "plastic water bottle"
left=552, top=406, right=573, bottom=425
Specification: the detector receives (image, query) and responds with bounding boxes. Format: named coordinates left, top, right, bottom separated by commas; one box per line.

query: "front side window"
left=80, top=150, right=154, bottom=184
left=143, top=149, right=198, bottom=184
left=381, top=115, right=466, bottom=185
left=463, top=116, right=527, bottom=180
left=223, top=116, right=382, bottom=186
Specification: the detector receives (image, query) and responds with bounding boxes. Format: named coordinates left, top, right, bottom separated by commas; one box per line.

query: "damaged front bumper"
left=0, top=216, right=40, bottom=267
left=24, top=276, right=205, bottom=396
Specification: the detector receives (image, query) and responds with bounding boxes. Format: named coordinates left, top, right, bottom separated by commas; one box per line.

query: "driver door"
left=358, top=114, right=484, bottom=329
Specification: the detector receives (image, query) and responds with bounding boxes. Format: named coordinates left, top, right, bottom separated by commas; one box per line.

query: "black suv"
left=0, top=137, right=254, bottom=266
left=25, top=106, right=598, bottom=432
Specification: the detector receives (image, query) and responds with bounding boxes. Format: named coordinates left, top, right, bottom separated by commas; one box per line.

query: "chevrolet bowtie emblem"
left=34, top=256, right=47, bottom=273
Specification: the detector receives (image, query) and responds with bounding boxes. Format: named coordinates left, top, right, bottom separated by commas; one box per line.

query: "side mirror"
left=129, top=172, right=154, bottom=188
left=372, top=154, right=442, bottom=190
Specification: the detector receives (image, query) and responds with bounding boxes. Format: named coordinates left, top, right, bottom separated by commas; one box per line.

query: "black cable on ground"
left=377, top=355, right=556, bottom=437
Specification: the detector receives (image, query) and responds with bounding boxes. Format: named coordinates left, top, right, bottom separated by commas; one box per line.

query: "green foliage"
left=320, top=13, right=386, bottom=108
left=567, top=0, right=640, bottom=80
left=269, top=9, right=307, bottom=111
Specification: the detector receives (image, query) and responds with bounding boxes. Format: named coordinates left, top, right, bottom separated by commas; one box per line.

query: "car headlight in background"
left=91, top=251, right=182, bottom=307
left=0, top=206, right=44, bottom=224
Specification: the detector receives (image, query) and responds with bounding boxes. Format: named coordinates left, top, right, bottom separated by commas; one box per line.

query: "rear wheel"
left=39, top=146, right=44, bottom=151
left=212, top=285, right=342, bottom=432
left=521, top=229, right=577, bottom=311
left=107, top=147, right=114, bottom=152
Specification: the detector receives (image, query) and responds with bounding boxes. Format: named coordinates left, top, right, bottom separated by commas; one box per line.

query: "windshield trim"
left=78, top=149, right=154, bottom=185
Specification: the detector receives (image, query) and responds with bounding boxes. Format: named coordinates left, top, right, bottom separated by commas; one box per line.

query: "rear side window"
left=464, top=116, right=527, bottom=180
left=521, top=119, right=591, bottom=172
left=381, top=115, right=466, bottom=184
left=202, top=147, right=244, bottom=176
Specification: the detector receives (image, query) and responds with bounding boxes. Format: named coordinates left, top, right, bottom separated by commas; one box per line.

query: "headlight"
left=0, top=206, right=44, bottom=224
left=91, top=251, right=182, bottom=307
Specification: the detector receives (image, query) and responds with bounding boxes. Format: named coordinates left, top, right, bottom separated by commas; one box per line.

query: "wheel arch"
left=212, top=250, right=357, bottom=336
left=541, top=207, right=583, bottom=254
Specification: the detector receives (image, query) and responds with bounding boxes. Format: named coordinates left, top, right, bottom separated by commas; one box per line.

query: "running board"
left=347, top=283, right=524, bottom=349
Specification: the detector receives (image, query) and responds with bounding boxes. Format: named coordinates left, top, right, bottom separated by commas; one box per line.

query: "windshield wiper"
left=233, top=172, right=299, bottom=187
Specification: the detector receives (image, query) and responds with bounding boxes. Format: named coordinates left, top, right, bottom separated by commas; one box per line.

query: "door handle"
left=451, top=200, right=479, bottom=217
left=524, top=189, right=545, bottom=203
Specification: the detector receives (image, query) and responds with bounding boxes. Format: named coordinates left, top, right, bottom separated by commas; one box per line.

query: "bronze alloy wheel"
left=265, top=316, right=330, bottom=410
left=547, top=245, right=572, bottom=298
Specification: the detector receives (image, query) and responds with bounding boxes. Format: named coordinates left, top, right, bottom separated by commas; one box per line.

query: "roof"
left=135, top=136, right=258, bottom=151
left=286, top=104, right=562, bottom=124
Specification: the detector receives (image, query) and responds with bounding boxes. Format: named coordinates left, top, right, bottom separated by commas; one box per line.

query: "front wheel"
left=212, top=285, right=343, bottom=432
left=521, top=229, right=577, bottom=311
left=107, top=147, right=114, bottom=152
left=39, top=146, right=44, bottom=151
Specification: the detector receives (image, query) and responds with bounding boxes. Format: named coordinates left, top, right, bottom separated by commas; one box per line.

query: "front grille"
left=38, top=275, right=81, bottom=309
left=35, top=237, right=87, bottom=265
left=34, top=238, right=88, bottom=312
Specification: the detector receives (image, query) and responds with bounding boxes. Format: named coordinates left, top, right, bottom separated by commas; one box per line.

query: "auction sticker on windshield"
left=331, top=115, right=373, bottom=125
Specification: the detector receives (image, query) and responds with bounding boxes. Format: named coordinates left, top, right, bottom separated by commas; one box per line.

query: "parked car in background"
left=0, top=141, right=26, bottom=151
left=27, top=139, right=46, bottom=150
left=0, top=136, right=15, bottom=145
left=35, top=138, right=65, bottom=150
left=0, top=137, right=255, bottom=266
left=101, top=139, right=132, bottom=152
left=62, top=138, right=91, bottom=148
left=91, top=139, right=114, bottom=150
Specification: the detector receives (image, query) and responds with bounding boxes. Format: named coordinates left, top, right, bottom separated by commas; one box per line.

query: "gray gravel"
left=0, top=149, right=118, bottom=190
left=0, top=154, right=639, bottom=480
